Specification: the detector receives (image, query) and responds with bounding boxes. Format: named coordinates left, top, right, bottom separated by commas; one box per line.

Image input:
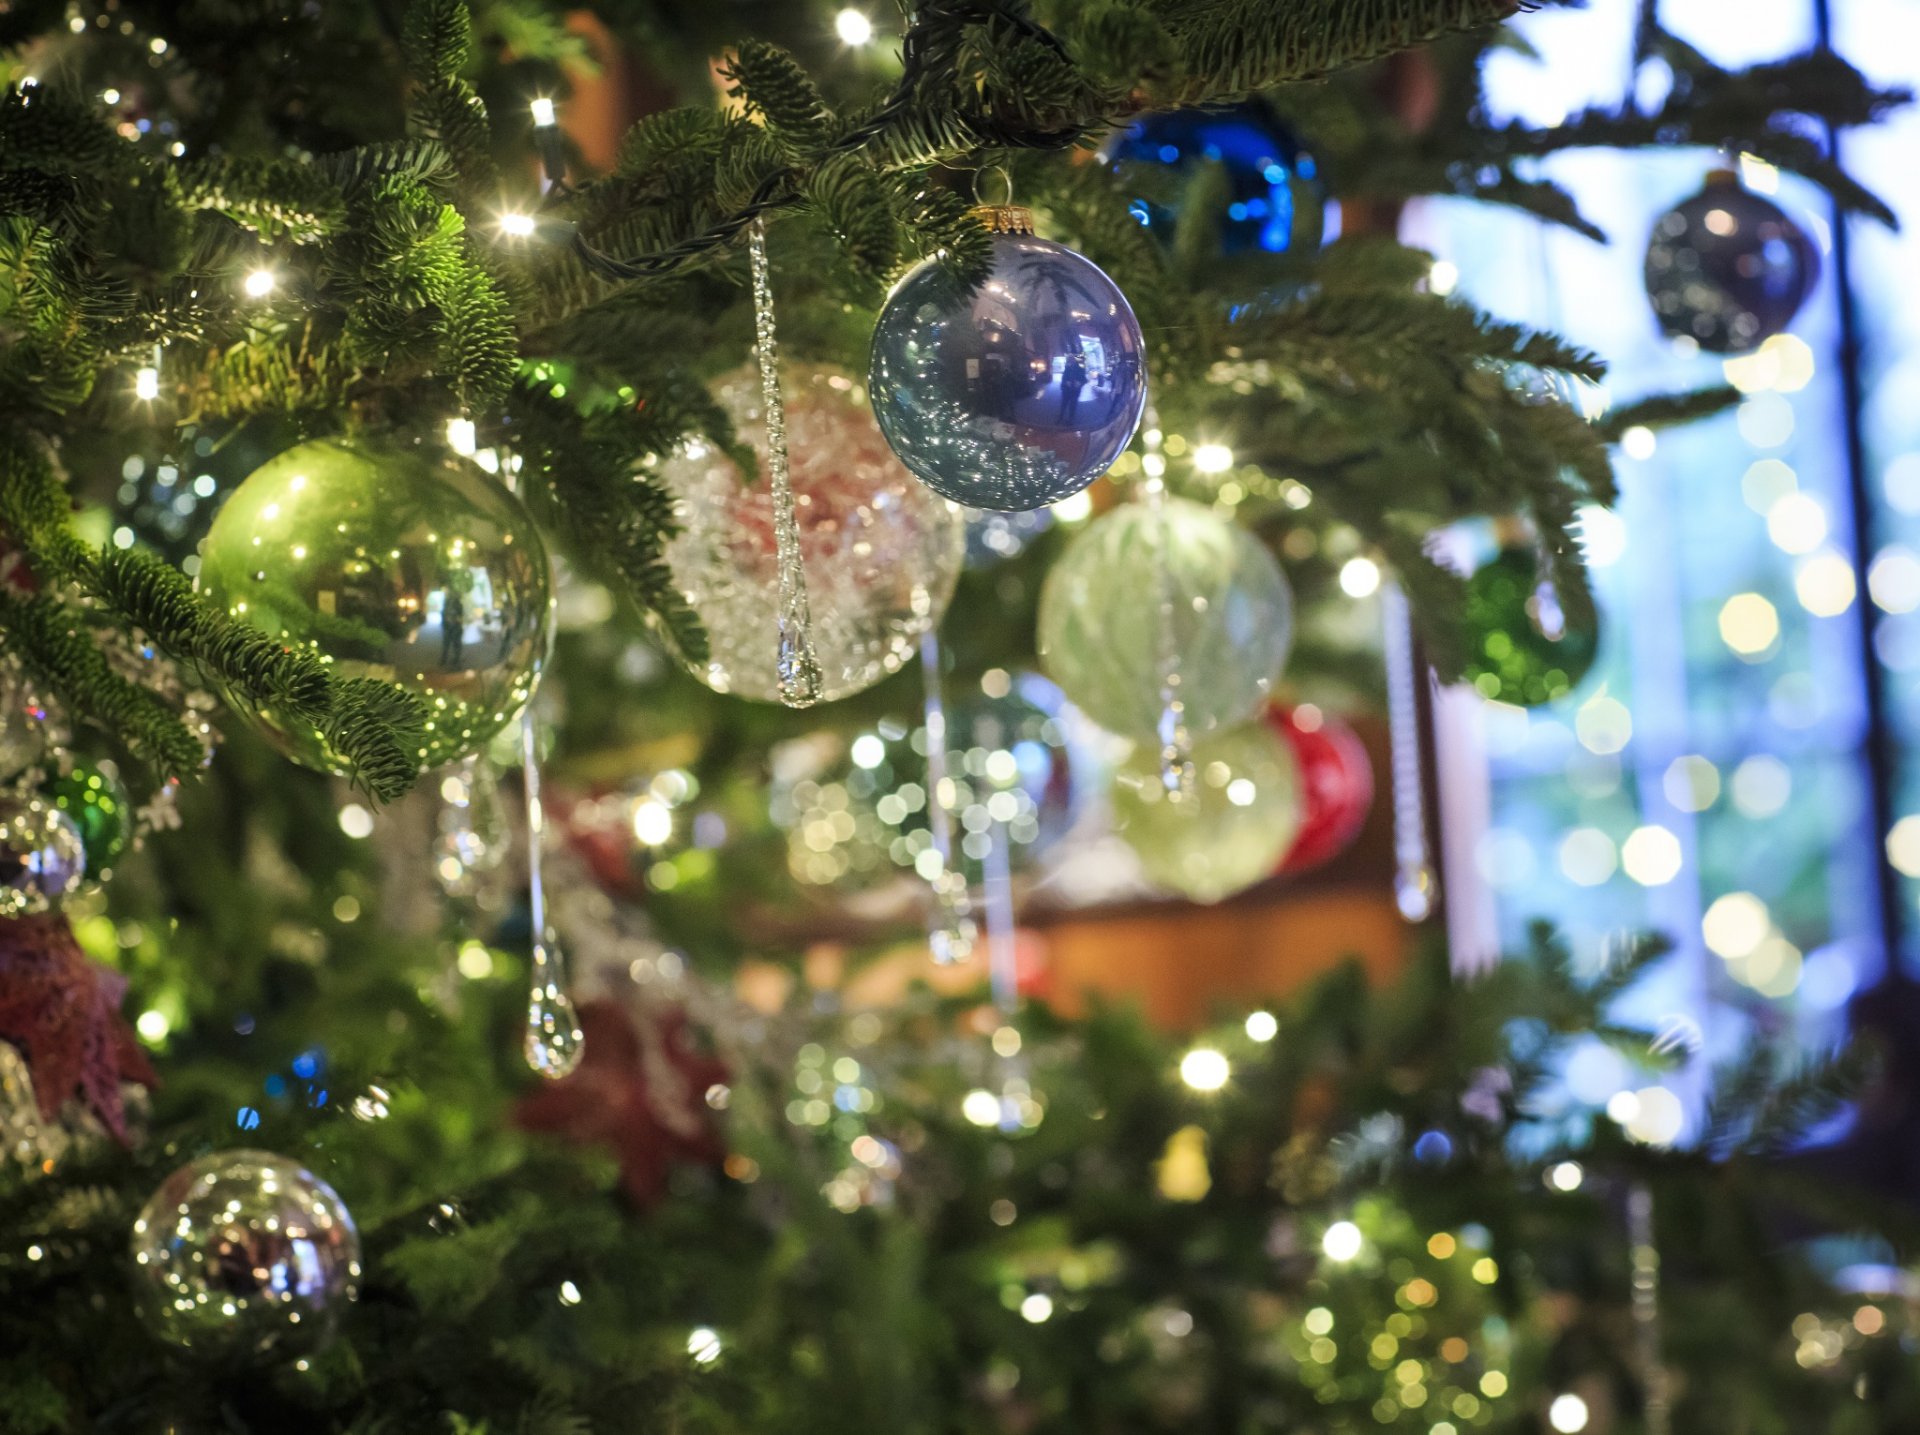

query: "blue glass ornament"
left=1644, top=172, right=1818, bottom=354
left=1108, top=105, right=1327, bottom=256
left=869, top=226, right=1148, bottom=513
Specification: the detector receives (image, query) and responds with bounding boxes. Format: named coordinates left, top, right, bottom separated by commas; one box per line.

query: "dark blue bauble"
left=1108, top=106, right=1327, bottom=256
left=869, top=232, right=1148, bottom=513
left=1644, top=174, right=1819, bottom=354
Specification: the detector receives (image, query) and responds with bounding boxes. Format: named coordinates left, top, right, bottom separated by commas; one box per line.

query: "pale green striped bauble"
left=1036, top=497, right=1293, bottom=740
left=1113, top=721, right=1301, bottom=904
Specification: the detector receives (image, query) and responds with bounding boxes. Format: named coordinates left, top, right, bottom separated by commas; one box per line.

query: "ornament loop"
left=971, top=163, right=1015, bottom=209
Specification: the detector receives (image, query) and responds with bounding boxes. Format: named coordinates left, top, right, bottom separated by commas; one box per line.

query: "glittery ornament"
left=1108, top=105, right=1327, bottom=256
left=1113, top=722, right=1301, bottom=904
left=131, top=1150, right=361, bottom=1356
left=1460, top=546, right=1599, bottom=707
left=197, top=438, right=551, bottom=773
left=1037, top=496, right=1293, bottom=741
left=656, top=366, right=963, bottom=703
left=0, top=796, right=85, bottom=915
left=0, top=914, right=156, bottom=1144
left=1645, top=171, right=1818, bottom=354
left=43, top=762, right=131, bottom=873
left=869, top=215, right=1148, bottom=512
left=1267, top=706, right=1373, bottom=873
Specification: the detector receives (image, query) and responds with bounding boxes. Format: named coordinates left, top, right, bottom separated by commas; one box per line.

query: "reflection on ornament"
left=433, top=757, right=509, bottom=899
left=1038, top=496, right=1293, bottom=740
left=130, top=1149, right=361, bottom=1356
left=1268, top=706, right=1373, bottom=873
left=0, top=796, right=85, bottom=915
left=774, top=672, right=1087, bottom=889
left=1460, top=546, right=1599, bottom=707
left=1645, top=172, right=1817, bottom=354
left=44, top=763, right=131, bottom=873
left=0, top=672, right=49, bottom=780
left=965, top=505, right=1052, bottom=566
left=870, top=228, right=1148, bottom=511
left=657, top=367, right=963, bottom=703
left=1108, top=105, right=1327, bottom=257
left=197, top=438, right=551, bottom=773
left=1113, top=722, right=1300, bottom=904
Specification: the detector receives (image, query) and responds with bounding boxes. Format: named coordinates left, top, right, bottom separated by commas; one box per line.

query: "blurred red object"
left=1268, top=705, right=1374, bottom=874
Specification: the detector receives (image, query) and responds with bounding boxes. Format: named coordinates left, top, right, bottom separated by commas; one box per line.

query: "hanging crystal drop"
left=1141, top=417, right=1194, bottom=801
left=1381, top=582, right=1435, bottom=921
left=919, top=629, right=977, bottom=963
left=748, top=218, right=823, bottom=708
left=521, top=707, right=582, bottom=1077
left=434, top=755, right=509, bottom=899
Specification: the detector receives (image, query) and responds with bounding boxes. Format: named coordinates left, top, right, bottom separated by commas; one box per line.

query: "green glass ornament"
left=197, top=438, right=551, bottom=774
left=43, top=763, right=131, bottom=872
left=1112, top=722, right=1300, bottom=904
left=1037, top=496, right=1293, bottom=740
left=1460, top=546, right=1599, bottom=707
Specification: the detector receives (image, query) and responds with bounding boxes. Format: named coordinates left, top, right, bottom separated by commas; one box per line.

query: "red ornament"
left=1268, top=705, right=1374, bottom=873
left=0, top=914, right=157, bottom=1144
left=514, top=1001, right=727, bottom=1207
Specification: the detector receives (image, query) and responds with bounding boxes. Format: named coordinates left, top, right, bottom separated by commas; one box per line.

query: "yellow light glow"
left=446, top=416, right=477, bottom=456
left=1427, top=260, right=1459, bottom=295
left=1869, top=546, right=1920, bottom=613
left=1620, top=425, right=1656, bottom=460
left=962, top=1089, right=1002, bottom=1126
left=835, top=8, right=874, bottom=43
left=1624, top=1085, right=1684, bottom=1146
left=497, top=211, right=537, bottom=238
left=134, top=365, right=160, bottom=401
left=1192, top=442, right=1234, bottom=475
left=687, top=1327, right=722, bottom=1364
left=1887, top=815, right=1920, bottom=877
left=1549, top=1393, right=1591, bottom=1432
left=136, top=1009, right=170, bottom=1043
left=243, top=268, right=277, bottom=298
left=1765, top=492, right=1827, bottom=555
left=1574, top=695, right=1632, bottom=754
left=1321, top=1221, right=1363, bottom=1262
left=1577, top=504, right=1628, bottom=567
left=632, top=798, right=673, bottom=847
left=1020, top=1292, right=1053, bottom=1323
left=1427, top=1232, right=1456, bottom=1259
left=1795, top=551, right=1856, bottom=617
left=1663, top=754, right=1721, bottom=812
left=1558, top=828, right=1617, bottom=887
left=1718, top=593, right=1779, bottom=657
left=1180, top=1048, right=1230, bottom=1092
left=337, top=803, right=375, bottom=839
left=1053, top=489, right=1093, bottom=523
left=1702, top=891, right=1769, bottom=959
left=1339, top=555, right=1382, bottom=598
left=1621, top=825, right=1683, bottom=886
left=1546, top=1161, right=1583, bottom=1192
left=1245, top=1010, right=1278, bottom=1042
left=529, top=96, right=557, bottom=127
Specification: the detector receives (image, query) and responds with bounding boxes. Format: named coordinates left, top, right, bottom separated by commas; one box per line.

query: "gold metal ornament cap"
left=970, top=203, right=1037, bottom=235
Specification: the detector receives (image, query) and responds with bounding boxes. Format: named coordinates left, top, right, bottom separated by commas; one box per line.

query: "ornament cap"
left=970, top=204, right=1037, bottom=236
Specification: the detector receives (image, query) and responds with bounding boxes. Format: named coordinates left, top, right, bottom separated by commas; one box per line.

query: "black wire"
left=557, top=1, right=1076, bottom=284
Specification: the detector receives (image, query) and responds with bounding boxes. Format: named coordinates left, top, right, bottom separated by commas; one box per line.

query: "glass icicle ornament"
left=656, top=366, right=963, bottom=704
left=520, top=707, right=582, bottom=1079
left=196, top=437, right=552, bottom=774
left=433, top=755, right=510, bottom=900
left=919, top=630, right=976, bottom=963
left=1037, top=495, right=1293, bottom=742
left=1381, top=582, right=1435, bottom=921
left=130, top=1150, right=361, bottom=1357
left=747, top=217, right=824, bottom=706
left=869, top=201, right=1148, bottom=512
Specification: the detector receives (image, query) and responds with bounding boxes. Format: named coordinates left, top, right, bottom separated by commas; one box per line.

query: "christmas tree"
left=0, top=0, right=1913, bottom=1429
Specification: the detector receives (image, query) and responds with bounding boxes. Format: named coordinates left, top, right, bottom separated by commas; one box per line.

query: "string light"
left=242, top=269, right=277, bottom=298
left=134, top=364, right=160, bottom=402
left=529, top=96, right=557, bottom=128
left=1321, top=1220, right=1363, bottom=1262
left=1244, top=1011, right=1278, bottom=1042
left=1179, top=1048, right=1230, bottom=1092
left=445, top=417, right=477, bottom=457
left=835, top=8, right=874, bottom=44
left=1191, top=442, right=1233, bottom=474
left=498, top=212, right=537, bottom=238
